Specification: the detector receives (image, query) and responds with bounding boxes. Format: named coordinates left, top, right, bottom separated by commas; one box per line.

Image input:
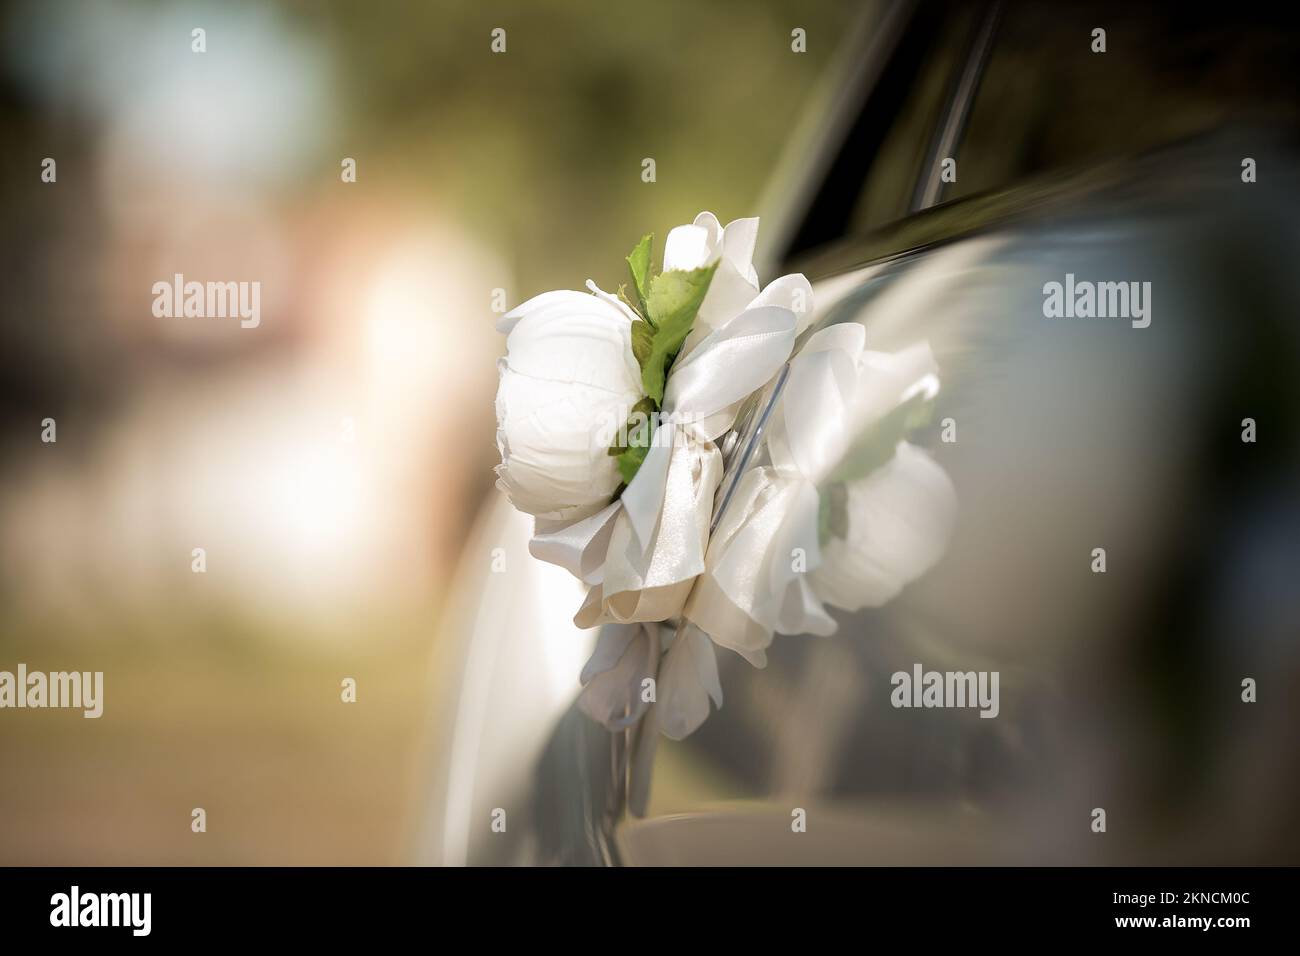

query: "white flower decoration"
left=495, top=288, right=642, bottom=523
left=490, top=212, right=956, bottom=772
left=685, top=323, right=957, bottom=667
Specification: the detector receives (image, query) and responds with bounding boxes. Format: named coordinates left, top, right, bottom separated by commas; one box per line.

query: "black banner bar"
left=0, top=866, right=1290, bottom=942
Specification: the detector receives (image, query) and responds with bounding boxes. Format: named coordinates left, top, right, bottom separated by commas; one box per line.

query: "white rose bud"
left=495, top=287, right=643, bottom=522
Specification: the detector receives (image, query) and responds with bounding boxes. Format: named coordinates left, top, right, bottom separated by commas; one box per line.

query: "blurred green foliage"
left=313, top=0, right=852, bottom=293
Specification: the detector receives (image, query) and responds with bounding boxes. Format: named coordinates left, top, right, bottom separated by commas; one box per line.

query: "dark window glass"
left=848, top=7, right=978, bottom=228
left=948, top=2, right=1300, bottom=203
left=784, top=1, right=983, bottom=257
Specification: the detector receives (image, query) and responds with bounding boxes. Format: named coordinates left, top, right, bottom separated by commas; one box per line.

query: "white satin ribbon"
left=685, top=323, right=872, bottom=661
left=529, top=500, right=621, bottom=586
left=574, top=305, right=797, bottom=626
left=524, top=303, right=797, bottom=634
left=686, top=325, right=953, bottom=665
left=577, top=620, right=722, bottom=741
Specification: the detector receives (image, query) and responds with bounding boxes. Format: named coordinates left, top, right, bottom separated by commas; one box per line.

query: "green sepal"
left=608, top=396, right=658, bottom=483
left=626, top=234, right=653, bottom=316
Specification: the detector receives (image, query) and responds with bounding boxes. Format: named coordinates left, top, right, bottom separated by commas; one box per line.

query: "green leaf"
left=640, top=264, right=716, bottom=404
left=607, top=396, right=656, bottom=453
left=819, top=393, right=937, bottom=544
left=615, top=441, right=650, bottom=484
left=609, top=396, right=657, bottom=483
left=829, top=392, right=937, bottom=484
left=818, top=482, right=850, bottom=545
left=630, top=319, right=654, bottom=370
left=646, top=263, right=714, bottom=329
left=626, top=234, right=653, bottom=316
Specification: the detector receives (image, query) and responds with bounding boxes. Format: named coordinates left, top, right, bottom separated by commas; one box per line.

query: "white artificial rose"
left=811, top=440, right=956, bottom=610
left=807, top=342, right=956, bottom=608
left=492, top=213, right=817, bottom=760
left=577, top=622, right=661, bottom=731
left=685, top=326, right=957, bottom=666
left=494, top=287, right=642, bottom=522
left=578, top=621, right=721, bottom=740
left=663, top=211, right=812, bottom=356
left=662, top=213, right=758, bottom=323
left=569, top=214, right=806, bottom=628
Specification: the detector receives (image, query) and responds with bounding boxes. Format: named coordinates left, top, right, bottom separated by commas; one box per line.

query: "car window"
left=846, top=6, right=979, bottom=228
left=947, top=1, right=1300, bottom=203
left=782, top=1, right=985, bottom=260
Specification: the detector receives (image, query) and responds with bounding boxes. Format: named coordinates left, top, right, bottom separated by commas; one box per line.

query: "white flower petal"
left=691, top=210, right=723, bottom=246
left=579, top=623, right=640, bottom=685
left=498, top=289, right=586, bottom=335
left=495, top=371, right=629, bottom=517
left=495, top=288, right=643, bottom=519
left=663, top=223, right=719, bottom=272
left=721, top=216, right=759, bottom=282
left=851, top=342, right=941, bottom=428
left=657, top=625, right=722, bottom=740
left=503, top=291, right=640, bottom=395
left=772, top=341, right=859, bottom=481
left=811, top=442, right=957, bottom=610
left=778, top=577, right=838, bottom=637
left=685, top=468, right=790, bottom=663
left=747, top=272, right=814, bottom=321
left=577, top=624, right=660, bottom=731
left=687, top=262, right=761, bottom=351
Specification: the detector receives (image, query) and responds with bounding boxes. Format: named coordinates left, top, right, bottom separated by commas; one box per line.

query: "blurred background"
left=0, top=0, right=852, bottom=863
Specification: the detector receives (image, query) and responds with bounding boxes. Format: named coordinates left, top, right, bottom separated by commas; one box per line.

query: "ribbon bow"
left=684, top=323, right=866, bottom=662
left=686, top=324, right=950, bottom=664
left=530, top=305, right=797, bottom=627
